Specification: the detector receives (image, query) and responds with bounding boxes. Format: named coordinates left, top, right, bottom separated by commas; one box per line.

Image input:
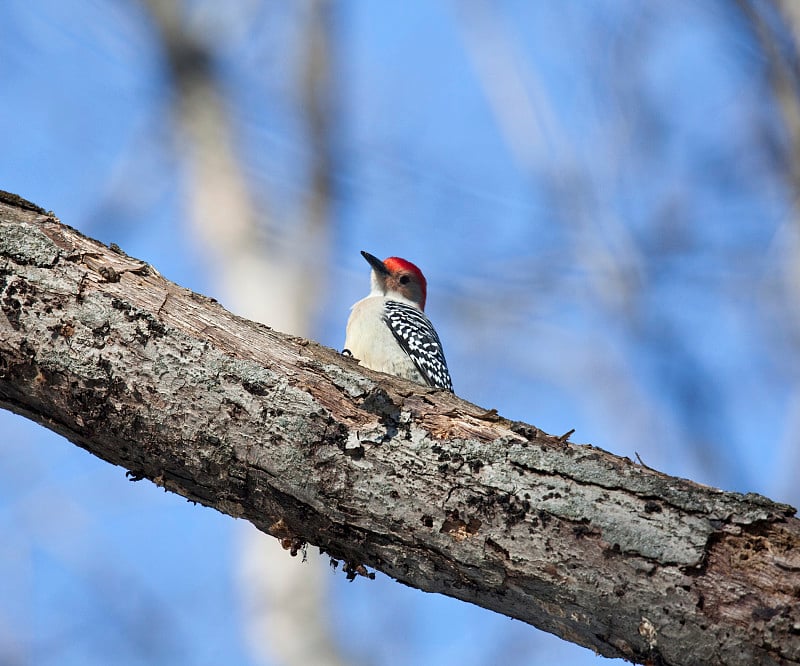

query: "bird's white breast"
left=344, top=296, right=425, bottom=383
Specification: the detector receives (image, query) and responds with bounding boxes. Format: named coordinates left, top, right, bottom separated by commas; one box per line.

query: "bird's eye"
left=399, top=275, right=410, bottom=284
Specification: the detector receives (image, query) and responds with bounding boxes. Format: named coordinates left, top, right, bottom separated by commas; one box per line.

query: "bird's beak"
left=361, top=251, right=389, bottom=276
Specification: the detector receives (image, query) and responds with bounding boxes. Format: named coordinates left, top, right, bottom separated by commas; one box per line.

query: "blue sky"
left=1, top=2, right=797, bottom=665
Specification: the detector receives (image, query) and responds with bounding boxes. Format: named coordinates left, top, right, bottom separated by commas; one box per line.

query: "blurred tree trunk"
left=739, top=0, right=800, bottom=502
left=2, top=197, right=799, bottom=666
left=141, top=2, right=340, bottom=665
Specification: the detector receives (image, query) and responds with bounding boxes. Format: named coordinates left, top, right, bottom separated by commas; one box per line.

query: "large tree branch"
left=1, top=192, right=798, bottom=665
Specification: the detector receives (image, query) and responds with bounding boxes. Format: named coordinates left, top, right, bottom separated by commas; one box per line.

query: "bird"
left=344, top=251, right=452, bottom=391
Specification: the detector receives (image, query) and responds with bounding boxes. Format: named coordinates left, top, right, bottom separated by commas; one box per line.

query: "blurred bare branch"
left=738, top=0, right=800, bottom=188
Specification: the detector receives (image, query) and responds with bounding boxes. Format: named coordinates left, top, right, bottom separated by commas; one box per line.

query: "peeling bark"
left=0, top=192, right=798, bottom=665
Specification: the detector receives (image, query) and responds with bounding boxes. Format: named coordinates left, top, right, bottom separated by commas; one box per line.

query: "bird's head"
left=361, top=250, right=427, bottom=310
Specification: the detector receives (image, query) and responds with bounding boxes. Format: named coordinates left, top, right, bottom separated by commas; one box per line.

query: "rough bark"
left=0, top=191, right=798, bottom=666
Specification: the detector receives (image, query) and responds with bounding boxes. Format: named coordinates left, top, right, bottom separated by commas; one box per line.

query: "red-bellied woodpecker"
left=344, top=251, right=453, bottom=391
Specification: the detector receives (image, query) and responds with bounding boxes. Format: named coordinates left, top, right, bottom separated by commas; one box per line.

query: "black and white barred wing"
left=383, top=300, right=453, bottom=391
